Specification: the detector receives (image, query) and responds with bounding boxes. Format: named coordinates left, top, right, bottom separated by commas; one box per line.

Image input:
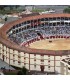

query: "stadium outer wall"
left=0, top=13, right=70, bottom=74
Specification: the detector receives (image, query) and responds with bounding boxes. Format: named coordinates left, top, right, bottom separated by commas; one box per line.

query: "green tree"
left=17, top=71, right=23, bottom=75
left=5, top=17, right=7, bottom=21
left=63, top=7, right=70, bottom=13
left=17, top=66, right=28, bottom=75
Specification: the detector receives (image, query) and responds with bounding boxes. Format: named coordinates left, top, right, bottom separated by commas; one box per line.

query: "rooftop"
left=62, top=57, right=70, bottom=65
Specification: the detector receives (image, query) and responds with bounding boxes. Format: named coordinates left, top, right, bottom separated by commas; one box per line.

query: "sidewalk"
left=0, top=59, right=15, bottom=70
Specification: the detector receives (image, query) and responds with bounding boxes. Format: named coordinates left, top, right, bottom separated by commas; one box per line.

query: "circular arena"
left=29, top=39, right=70, bottom=50
left=0, top=13, right=70, bottom=74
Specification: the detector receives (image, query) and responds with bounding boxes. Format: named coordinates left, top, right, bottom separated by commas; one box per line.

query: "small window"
left=24, top=57, right=26, bottom=60
left=24, top=63, right=26, bottom=65
left=6, top=52, right=7, bottom=54
left=19, top=23, right=21, bottom=26
left=41, top=59, right=44, bottom=62
left=19, top=28, right=21, bottom=32
left=48, top=66, right=50, bottom=68
left=13, top=60, right=15, bottom=64
left=41, top=54, right=44, bottom=56
left=68, top=67, right=70, bottom=70
left=34, top=59, right=36, bottom=61
left=18, top=56, right=20, bottom=58
left=13, top=26, right=15, bottom=29
left=18, top=61, right=21, bottom=65
left=13, top=60, right=15, bottom=62
left=34, top=65, right=36, bottom=68
left=16, top=30, right=18, bottom=33
left=65, top=17, right=68, bottom=20
left=48, top=55, right=50, bottom=57
left=48, top=60, right=50, bottom=62
left=13, top=54, right=15, bottom=57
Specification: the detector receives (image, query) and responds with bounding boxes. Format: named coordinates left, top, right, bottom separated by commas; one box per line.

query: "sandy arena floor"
left=29, top=39, right=70, bottom=50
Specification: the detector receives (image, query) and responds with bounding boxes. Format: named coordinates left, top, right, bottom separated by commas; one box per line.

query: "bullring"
left=0, top=13, right=70, bottom=73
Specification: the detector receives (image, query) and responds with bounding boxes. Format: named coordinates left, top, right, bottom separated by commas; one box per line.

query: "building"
left=61, top=57, right=70, bottom=75
left=0, top=13, right=70, bottom=74
left=25, top=5, right=33, bottom=11
left=39, top=9, right=55, bottom=15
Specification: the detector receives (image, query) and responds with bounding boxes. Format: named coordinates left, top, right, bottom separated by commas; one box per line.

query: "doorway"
left=40, top=65, right=44, bottom=72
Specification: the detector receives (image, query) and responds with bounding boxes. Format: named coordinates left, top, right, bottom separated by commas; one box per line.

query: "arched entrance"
left=40, top=65, right=44, bottom=72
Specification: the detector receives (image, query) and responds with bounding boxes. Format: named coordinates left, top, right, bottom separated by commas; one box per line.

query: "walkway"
left=0, top=59, right=15, bottom=70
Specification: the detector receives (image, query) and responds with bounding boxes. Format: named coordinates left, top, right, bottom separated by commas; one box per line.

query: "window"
left=16, top=30, right=18, bottom=33
left=41, top=18, right=44, bottom=21
left=45, top=18, right=48, bottom=21
left=34, top=64, right=36, bottom=68
left=24, top=63, right=26, bottom=66
left=57, top=17, right=60, bottom=20
left=16, top=24, right=19, bottom=28
left=27, top=25, right=30, bottom=29
left=65, top=17, right=68, bottom=20
left=18, top=55, right=20, bottom=58
left=13, top=31, right=16, bottom=34
left=2, top=49, right=4, bottom=52
left=18, top=61, right=21, bottom=65
left=48, top=66, right=50, bottom=68
left=19, top=28, right=21, bottom=32
left=34, top=59, right=36, bottom=61
left=49, top=18, right=52, bottom=21
left=61, top=17, right=64, bottom=20
left=13, top=26, right=15, bottom=29
left=41, top=54, right=44, bottom=56
left=48, top=60, right=50, bottom=62
left=53, top=17, right=56, bottom=20
left=24, top=57, right=26, bottom=60
left=41, top=59, right=44, bottom=62
left=60, top=55, right=62, bottom=57
left=27, top=21, right=30, bottom=24
left=48, top=55, right=50, bottom=57
left=13, top=60, right=15, bottom=64
left=6, top=52, right=7, bottom=54
left=24, top=22, right=26, bottom=24
left=19, top=23, right=21, bottom=26
left=13, top=54, right=15, bottom=57
left=68, top=62, right=70, bottom=65
left=68, top=67, right=70, bottom=70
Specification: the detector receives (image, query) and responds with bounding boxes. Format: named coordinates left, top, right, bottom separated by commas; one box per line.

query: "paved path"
left=0, top=59, right=15, bottom=70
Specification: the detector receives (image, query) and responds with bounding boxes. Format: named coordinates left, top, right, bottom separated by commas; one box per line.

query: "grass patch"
left=4, top=71, right=17, bottom=75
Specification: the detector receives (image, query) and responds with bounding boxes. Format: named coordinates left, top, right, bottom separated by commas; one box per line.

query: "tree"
left=17, top=71, right=23, bottom=75
left=5, top=17, right=7, bottom=21
left=17, top=66, right=28, bottom=75
left=21, top=66, right=28, bottom=75
left=63, top=7, right=70, bottom=13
